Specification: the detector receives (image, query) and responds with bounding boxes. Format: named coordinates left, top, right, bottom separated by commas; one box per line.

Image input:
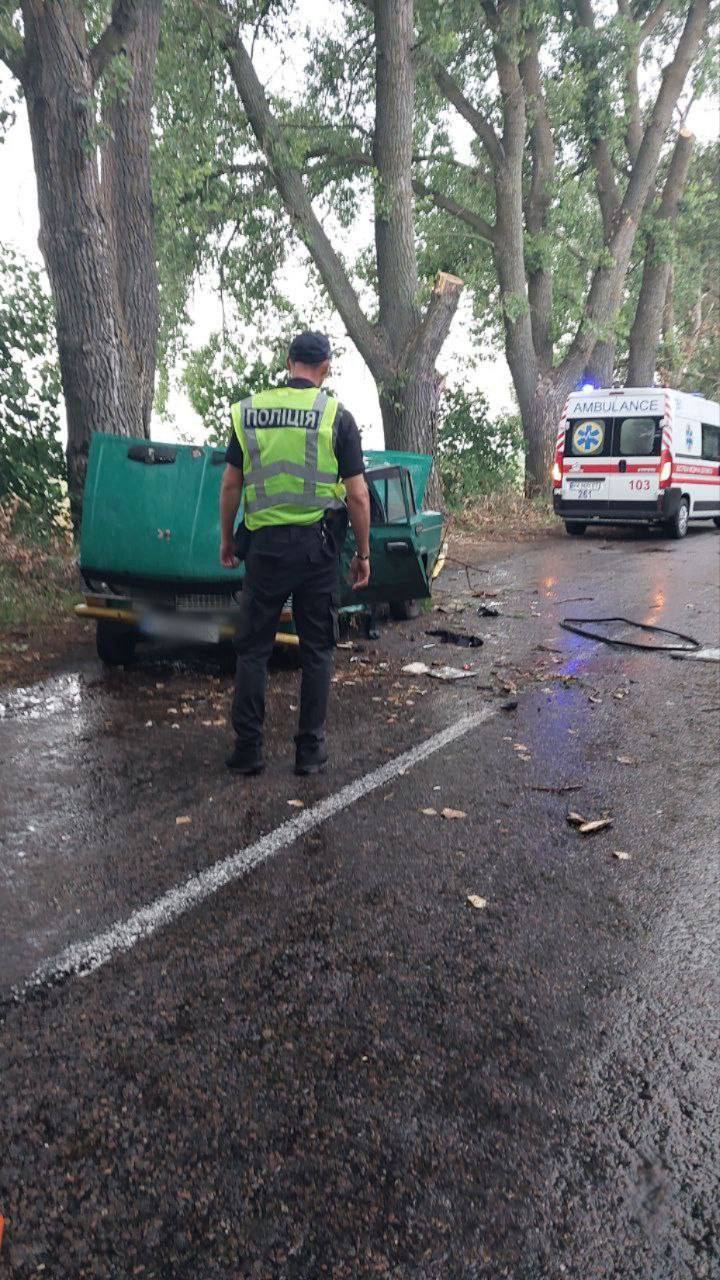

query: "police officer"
left=219, top=331, right=371, bottom=776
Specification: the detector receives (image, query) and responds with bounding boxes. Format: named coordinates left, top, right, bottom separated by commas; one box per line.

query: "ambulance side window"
left=618, top=417, right=660, bottom=456
left=701, top=424, right=720, bottom=461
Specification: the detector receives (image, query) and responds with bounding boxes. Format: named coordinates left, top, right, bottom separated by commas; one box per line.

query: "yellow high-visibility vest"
left=230, top=387, right=346, bottom=530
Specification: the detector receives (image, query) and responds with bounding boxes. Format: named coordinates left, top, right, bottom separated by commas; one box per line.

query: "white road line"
left=21, top=708, right=495, bottom=994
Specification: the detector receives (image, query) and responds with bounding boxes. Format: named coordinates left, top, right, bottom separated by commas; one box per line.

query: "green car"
left=77, top=433, right=446, bottom=664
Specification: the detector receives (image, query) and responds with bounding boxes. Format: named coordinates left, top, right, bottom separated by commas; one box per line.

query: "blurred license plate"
left=568, top=479, right=604, bottom=501
left=140, top=611, right=221, bottom=643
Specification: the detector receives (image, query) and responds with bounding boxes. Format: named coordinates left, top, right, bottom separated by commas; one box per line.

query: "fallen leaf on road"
left=579, top=818, right=613, bottom=835
left=513, top=743, right=529, bottom=751
left=566, top=812, right=587, bottom=827
left=421, top=807, right=438, bottom=816
left=336, top=641, right=353, bottom=650
left=616, top=756, right=636, bottom=765
left=144, top=720, right=153, bottom=727
left=287, top=799, right=304, bottom=808
left=167, top=706, right=178, bottom=714
left=613, top=850, right=631, bottom=860
left=588, top=695, right=602, bottom=705
left=155, top=682, right=165, bottom=689
left=467, top=894, right=487, bottom=910
left=176, top=815, right=191, bottom=825
left=0, top=1213, right=4, bottom=1252
left=442, top=808, right=467, bottom=820
left=201, top=719, right=213, bottom=726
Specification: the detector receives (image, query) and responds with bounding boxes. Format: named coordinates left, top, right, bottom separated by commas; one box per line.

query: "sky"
left=1, top=9, right=717, bottom=448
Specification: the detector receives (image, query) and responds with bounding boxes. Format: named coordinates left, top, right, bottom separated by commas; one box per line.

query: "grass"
left=0, top=502, right=82, bottom=679
left=445, top=490, right=557, bottom=539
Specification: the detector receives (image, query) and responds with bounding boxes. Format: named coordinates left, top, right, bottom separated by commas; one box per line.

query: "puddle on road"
left=0, top=671, right=94, bottom=722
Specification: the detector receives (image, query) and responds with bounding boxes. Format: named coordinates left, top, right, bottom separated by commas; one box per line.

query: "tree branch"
left=519, top=28, right=556, bottom=365
left=573, top=0, right=621, bottom=231
left=430, top=59, right=503, bottom=168
left=211, top=7, right=388, bottom=378
left=640, top=0, right=673, bottom=39
left=89, top=0, right=144, bottom=83
left=412, top=178, right=496, bottom=244
left=402, top=272, right=464, bottom=375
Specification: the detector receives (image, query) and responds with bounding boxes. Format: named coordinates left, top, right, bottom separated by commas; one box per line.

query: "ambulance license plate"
left=568, top=479, right=604, bottom=501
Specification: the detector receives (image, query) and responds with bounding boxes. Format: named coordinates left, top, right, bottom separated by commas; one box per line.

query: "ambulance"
left=552, top=386, right=720, bottom=538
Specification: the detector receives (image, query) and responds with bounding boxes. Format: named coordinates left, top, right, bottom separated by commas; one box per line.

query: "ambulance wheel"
left=564, top=521, right=587, bottom=536
left=390, top=598, right=421, bottom=621
left=665, top=499, right=689, bottom=540
left=96, top=620, right=137, bottom=666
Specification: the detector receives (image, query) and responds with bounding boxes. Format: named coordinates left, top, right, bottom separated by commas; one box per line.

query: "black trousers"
left=231, top=523, right=340, bottom=751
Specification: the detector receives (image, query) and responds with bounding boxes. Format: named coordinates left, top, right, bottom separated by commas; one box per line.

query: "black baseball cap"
left=288, top=330, right=332, bottom=365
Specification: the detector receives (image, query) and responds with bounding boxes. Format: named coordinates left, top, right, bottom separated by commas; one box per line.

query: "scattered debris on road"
left=500, top=698, right=518, bottom=712
left=175, top=815, right=191, bottom=826
left=442, top=807, right=467, bottom=820
left=402, top=662, right=476, bottom=680
left=560, top=616, right=700, bottom=653
left=670, top=647, right=720, bottom=663
left=421, top=807, right=437, bottom=816
left=287, top=799, right=305, bottom=808
left=566, top=812, right=613, bottom=835
left=616, top=756, right=637, bottom=765
left=476, top=603, right=500, bottom=617
left=466, top=894, right=487, bottom=910
left=613, top=850, right=631, bottom=861
left=425, top=628, right=484, bottom=648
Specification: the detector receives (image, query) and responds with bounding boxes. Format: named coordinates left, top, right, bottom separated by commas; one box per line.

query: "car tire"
left=565, top=521, right=587, bottom=536
left=390, top=598, right=421, bottom=621
left=713, top=517, right=720, bottom=529
left=96, top=620, right=137, bottom=666
left=665, top=498, right=689, bottom=540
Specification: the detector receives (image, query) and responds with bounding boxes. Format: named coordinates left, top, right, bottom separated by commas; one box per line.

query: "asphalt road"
left=1, top=524, right=719, bottom=1278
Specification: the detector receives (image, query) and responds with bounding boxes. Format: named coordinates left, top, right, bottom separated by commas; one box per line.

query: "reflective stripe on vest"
left=230, top=387, right=345, bottom=528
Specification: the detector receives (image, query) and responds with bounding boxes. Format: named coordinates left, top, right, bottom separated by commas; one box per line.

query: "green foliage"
left=437, top=388, right=523, bottom=506
left=0, top=246, right=65, bottom=533
left=182, top=329, right=293, bottom=446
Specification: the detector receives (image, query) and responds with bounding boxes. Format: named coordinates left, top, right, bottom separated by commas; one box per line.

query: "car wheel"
left=565, top=521, right=587, bottom=536
left=665, top=498, right=689, bottom=540
left=390, top=598, right=421, bottom=621
left=713, top=516, right=720, bottom=529
left=96, top=620, right=137, bottom=666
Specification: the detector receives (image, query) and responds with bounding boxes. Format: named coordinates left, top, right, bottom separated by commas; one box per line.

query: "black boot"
left=294, top=735, right=328, bottom=776
left=225, top=741, right=265, bottom=775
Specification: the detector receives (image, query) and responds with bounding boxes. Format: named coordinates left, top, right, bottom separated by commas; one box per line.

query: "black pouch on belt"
left=233, top=520, right=252, bottom=562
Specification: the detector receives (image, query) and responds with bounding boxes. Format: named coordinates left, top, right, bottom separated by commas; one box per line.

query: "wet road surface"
left=1, top=525, right=719, bottom=1277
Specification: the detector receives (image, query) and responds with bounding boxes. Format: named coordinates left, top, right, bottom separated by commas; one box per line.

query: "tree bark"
left=627, top=129, right=694, bottom=387
left=12, top=0, right=160, bottom=529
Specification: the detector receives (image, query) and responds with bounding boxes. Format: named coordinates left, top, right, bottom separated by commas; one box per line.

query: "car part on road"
left=477, top=603, right=500, bottom=617
left=670, top=647, right=720, bottom=662
left=425, top=628, right=484, bottom=648
left=559, top=616, right=700, bottom=652
left=402, top=662, right=477, bottom=680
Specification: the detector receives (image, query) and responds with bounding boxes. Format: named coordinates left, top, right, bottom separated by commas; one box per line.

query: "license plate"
left=567, top=479, right=604, bottom=501
left=140, top=611, right=221, bottom=644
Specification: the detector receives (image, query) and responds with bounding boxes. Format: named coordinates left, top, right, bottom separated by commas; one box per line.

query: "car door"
left=607, top=415, right=662, bottom=511
left=339, top=465, right=432, bottom=606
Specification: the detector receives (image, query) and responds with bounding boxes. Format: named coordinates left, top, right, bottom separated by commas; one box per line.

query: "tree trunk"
left=627, top=129, right=694, bottom=388
left=584, top=339, right=616, bottom=388
left=101, top=0, right=162, bottom=433
left=18, top=0, right=159, bottom=529
left=516, top=372, right=567, bottom=498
